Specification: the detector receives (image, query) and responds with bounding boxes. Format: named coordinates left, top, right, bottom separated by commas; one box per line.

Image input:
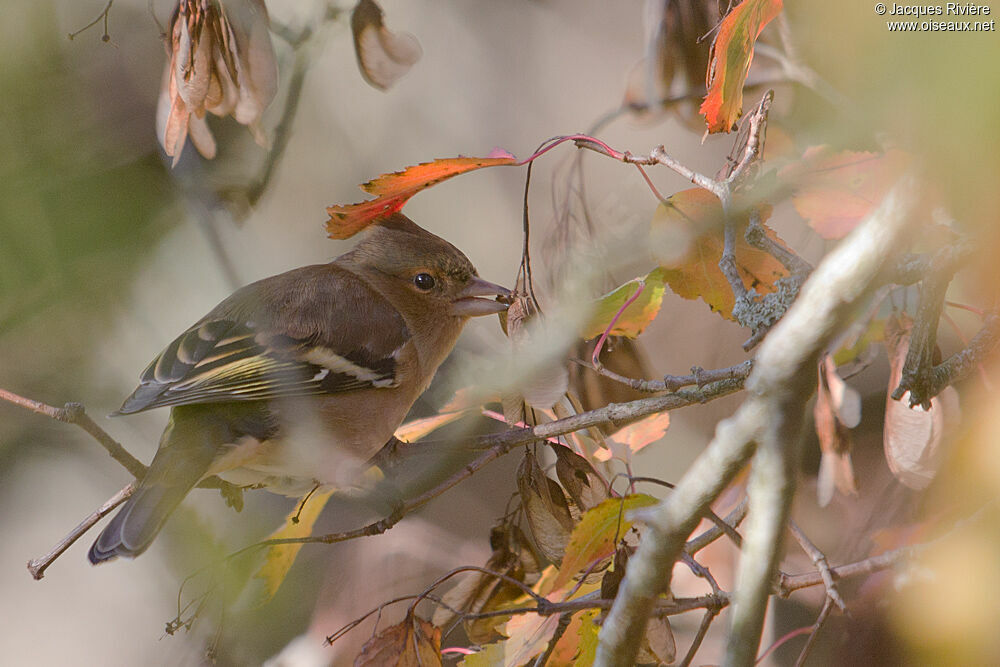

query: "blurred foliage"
left=0, top=4, right=177, bottom=459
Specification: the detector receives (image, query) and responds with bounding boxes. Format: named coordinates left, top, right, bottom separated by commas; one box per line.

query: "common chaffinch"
left=89, top=214, right=511, bottom=563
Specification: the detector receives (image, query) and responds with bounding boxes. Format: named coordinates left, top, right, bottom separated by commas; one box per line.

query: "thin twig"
left=746, top=209, right=813, bottom=276
left=595, top=175, right=916, bottom=667
left=27, top=481, right=136, bottom=579
left=793, top=598, right=835, bottom=667
left=686, top=497, right=749, bottom=555
left=788, top=521, right=846, bottom=612
left=719, top=215, right=749, bottom=299
left=755, top=626, right=812, bottom=665
left=68, top=0, right=114, bottom=42
left=678, top=608, right=718, bottom=667
left=569, top=359, right=753, bottom=394
left=0, top=388, right=146, bottom=478
left=628, top=476, right=743, bottom=548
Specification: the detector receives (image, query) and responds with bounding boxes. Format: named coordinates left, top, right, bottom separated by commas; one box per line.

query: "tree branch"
left=594, top=175, right=916, bottom=667
left=0, top=388, right=146, bottom=478
left=788, top=520, right=846, bottom=612
left=248, top=377, right=748, bottom=550
left=891, top=259, right=955, bottom=409
left=27, top=482, right=136, bottom=579
left=570, top=359, right=753, bottom=394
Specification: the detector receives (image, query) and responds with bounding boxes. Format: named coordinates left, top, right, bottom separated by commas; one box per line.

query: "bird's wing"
left=116, top=265, right=410, bottom=414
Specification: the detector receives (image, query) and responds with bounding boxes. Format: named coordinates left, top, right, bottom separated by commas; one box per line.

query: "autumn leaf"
left=518, top=451, right=576, bottom=564
left=460, top=614, right=559, bottom=667
left=432, top=522, right=542, bottom=644
left=553, top=445, right=612, bottom=512
left=883, top=313, right=960, bottom=490
left=572, top=609, right=601, bottom=666
left=700, top=0, right=783, bottom=133
left=781, top=147, right=912, bottom=239
left=638, top=616, right=677, bottom=665
left=552, top=494, right=659, bottom=591
left=595, top=411, right=671, bottom=463
left=355, top=613, right=442, bottom=667
left=547, top=609, right=600, bottom=666
left=651, top=188, right=788, bottom=320
left=581, top=268, right=667, bottom=340
left=393, top=388, right=483, bottom=441
left=248, top=489, right=334, bottom=607
left=460, top=642, right=506, bottom=667
left=351, top=0, right=422, bottom=91
left=814, top=354, right=859, bottom=507
left=326, top=152, right=517, bottom=239
left=499, top=612, right=561, bottom=667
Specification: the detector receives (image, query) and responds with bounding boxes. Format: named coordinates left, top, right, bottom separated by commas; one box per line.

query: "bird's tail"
left=88, top=410, right=216, bottom=564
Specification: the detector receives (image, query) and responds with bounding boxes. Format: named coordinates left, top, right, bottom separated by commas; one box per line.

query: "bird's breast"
left=206, top=387, right=416, bottom=495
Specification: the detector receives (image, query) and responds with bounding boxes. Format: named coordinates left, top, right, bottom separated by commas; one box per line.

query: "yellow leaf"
left=582, top=268, right=666, bottom=340
left=552, top=494, right=659, bottom=591
left=250, top=489, right=334, bottom=606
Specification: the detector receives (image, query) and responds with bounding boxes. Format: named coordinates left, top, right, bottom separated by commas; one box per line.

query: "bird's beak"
left=452, top=277, right=513, bottom=317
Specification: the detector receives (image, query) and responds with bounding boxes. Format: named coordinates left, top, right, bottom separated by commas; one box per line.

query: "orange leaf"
left=393, top=388, right=484, bottom=441
left=700, top=0, right=783, bottom=133
left=595, top=411, right=671, bottom=462
left=326, top=153, right=517, bottom=239
left=781, top=147, right=911, bottom=239
left=651, top=188, right=788, bottom=320
left=552, top=494, right=658, bottom=592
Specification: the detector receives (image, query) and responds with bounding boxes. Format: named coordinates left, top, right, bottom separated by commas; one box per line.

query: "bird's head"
left=347, top=213, right=512, bottom=318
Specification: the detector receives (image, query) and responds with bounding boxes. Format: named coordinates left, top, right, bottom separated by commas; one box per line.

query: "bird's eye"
left=413, top=273, right=436, bottom=291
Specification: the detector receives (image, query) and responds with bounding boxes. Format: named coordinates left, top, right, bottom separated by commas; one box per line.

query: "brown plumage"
left=89, top=214, right=510, bottom=563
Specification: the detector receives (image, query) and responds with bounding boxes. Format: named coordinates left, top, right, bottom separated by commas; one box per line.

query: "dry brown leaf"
left=517, top=451, right=575, bottom=564
left=553, top=445, right=611, bottom=512
left=625, top=0, right=715, bottom=125
left=432, top=523, right=542, bottom=644
left=156, top=0, right=276, bottom=166
left=637, top=616, right=677, bottom=665
left=814, top=354, right=859, bottom=507
left=354, top=613, right=442, bottom=667
left=883, top=314, right=960, bottom=490
left=351, top=0, right=422, bottom=91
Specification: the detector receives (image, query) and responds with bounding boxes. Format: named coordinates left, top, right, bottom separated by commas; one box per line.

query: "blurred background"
left=1, top=1, right=999, bottom=665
